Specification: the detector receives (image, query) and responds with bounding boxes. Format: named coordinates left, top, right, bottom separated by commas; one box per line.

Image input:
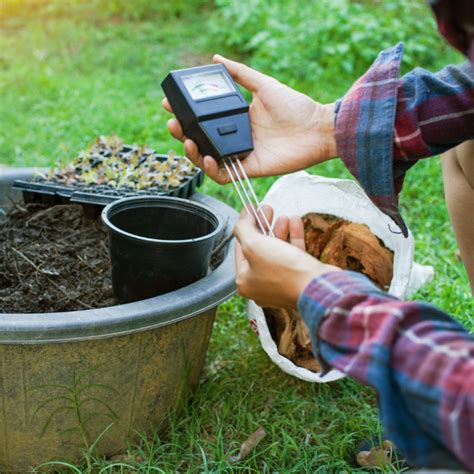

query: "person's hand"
left=162, top=55, right=337, bottom=184
left=233, top=206, right=339, bottom=308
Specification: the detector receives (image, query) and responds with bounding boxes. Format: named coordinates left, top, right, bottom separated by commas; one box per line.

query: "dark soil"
left=0, top=202, right=229, bottom=314
left=0, top=203, right=116, bottom=313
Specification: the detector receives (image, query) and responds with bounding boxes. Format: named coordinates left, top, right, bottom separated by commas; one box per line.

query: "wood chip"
left=304, top=214, right=394, bottom=290
left=229, top=427, right=267, bottom=462
left=264, top=213, right=394, bottom=373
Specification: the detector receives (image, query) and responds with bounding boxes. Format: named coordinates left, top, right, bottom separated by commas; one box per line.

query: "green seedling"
left=37, top=135, right=198, bottom=192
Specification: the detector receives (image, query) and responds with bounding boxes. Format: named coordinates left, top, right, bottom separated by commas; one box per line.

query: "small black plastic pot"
left=102, top=196, right=224, bottom=303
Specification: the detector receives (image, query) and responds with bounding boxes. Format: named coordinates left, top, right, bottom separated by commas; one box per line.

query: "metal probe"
left=223, top=156, right=274, bottom=237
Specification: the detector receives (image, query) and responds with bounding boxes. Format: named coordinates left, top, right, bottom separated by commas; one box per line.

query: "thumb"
left=289, top=215, right=306, bottom=251
left=233, top=212, right=261, bottom=254
left=213, top=54, right=269, bottom=92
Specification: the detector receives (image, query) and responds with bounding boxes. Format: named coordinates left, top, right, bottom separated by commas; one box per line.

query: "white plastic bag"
left=247, top=172, right=434, bottom=383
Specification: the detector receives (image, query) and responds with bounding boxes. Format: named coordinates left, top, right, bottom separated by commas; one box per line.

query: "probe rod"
left=223, top=156, right=273, bottom=237
left=234, top=157, right=274, bottom=238
left=223, top=158, right=266, bottom=234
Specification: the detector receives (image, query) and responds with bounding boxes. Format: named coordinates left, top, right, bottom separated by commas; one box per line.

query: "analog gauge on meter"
left=181, top=71, right=235, bottom=100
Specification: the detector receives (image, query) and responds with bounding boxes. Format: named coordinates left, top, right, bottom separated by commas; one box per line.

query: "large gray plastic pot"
left=0, top=167, right=237, bottom=471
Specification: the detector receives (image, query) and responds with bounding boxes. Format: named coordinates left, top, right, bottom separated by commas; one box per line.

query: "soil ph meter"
left=161, top=64, right=273, bottom=236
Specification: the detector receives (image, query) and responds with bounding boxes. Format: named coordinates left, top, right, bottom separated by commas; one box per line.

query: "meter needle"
left=223, top=156, right=274, bottom=238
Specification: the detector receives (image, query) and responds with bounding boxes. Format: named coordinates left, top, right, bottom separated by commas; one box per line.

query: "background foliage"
left=210, top=0, right=461, bottom=98
left=0, top=0, right=472, bottom=471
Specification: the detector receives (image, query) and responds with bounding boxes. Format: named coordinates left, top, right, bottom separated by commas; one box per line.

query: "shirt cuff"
left=297, top=270, right=383, bottom=373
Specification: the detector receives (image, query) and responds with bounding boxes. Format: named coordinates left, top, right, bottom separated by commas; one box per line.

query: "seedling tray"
left=13, top=154, right=204, bottom=208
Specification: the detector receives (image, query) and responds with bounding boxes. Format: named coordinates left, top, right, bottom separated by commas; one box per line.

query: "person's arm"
left=232, top=209, right=474, bottom=471
left=298, top=271, right=474, bottom=470
left=335, top=43, right=474, bottom=236
left=164, top=48, right=473, bottom=236
left=393, top=63, right=474, bottom=161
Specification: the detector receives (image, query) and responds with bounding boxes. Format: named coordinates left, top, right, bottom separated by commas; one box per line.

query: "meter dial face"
left=181, top=71, right=235, bottom=100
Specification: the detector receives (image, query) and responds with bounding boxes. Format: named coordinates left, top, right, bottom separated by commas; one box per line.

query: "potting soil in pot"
left=0, top=202, right=228, bottom=313
left=0, top=203, right=116, bottom=313
left=264, top=212, right=394, bottom=373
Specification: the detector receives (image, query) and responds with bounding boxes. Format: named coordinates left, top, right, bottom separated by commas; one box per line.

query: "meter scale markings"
left=182, top=72, right=234, bottom=100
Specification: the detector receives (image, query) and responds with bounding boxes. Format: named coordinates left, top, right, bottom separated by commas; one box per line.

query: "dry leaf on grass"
left=356, top=440, right=396, bottom=468
left=264, top=213, right=394, bottom=373
left=229, top=426, right=267, bottom=462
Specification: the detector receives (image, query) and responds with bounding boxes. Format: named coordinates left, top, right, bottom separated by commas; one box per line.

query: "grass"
left=1, top=0, right=473, bottom=472
left=83, top=298, right=381, bottom=472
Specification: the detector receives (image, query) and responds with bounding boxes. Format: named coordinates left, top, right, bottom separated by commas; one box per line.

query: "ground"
left=0, top=1, right=473, bottom=472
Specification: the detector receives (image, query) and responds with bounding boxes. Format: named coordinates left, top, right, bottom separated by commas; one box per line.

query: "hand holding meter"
left=161, top=64, right=273, bottom=236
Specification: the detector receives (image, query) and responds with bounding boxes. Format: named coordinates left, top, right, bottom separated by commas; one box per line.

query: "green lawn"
left=1, top=1, right=472, bottom=472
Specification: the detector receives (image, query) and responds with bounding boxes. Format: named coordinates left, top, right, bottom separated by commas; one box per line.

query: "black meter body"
left=161, top=64, right=253, bottom=160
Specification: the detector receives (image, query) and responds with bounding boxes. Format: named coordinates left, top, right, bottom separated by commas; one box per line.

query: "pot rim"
left=102, top=195, right=224, bottom=245
left=0, top=168, right=237, bottom=345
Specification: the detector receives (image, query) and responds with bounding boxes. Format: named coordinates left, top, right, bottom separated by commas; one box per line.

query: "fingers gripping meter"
left=161, top=64, right=253, bottom=160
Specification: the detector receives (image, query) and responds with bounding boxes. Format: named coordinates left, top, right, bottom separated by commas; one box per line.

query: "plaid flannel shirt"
left=298, top=5, right=474, bottom=471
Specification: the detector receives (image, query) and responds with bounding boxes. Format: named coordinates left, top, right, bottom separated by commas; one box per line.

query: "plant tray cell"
left=13, top=154, right=204, bottom=208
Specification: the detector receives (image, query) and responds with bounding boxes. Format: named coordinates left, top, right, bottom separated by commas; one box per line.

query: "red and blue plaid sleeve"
left=334, top=44, right=474, bottom=237
left=298, top=271, right=474, bottom=470
left=393, top=62, right=474, bottom=160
